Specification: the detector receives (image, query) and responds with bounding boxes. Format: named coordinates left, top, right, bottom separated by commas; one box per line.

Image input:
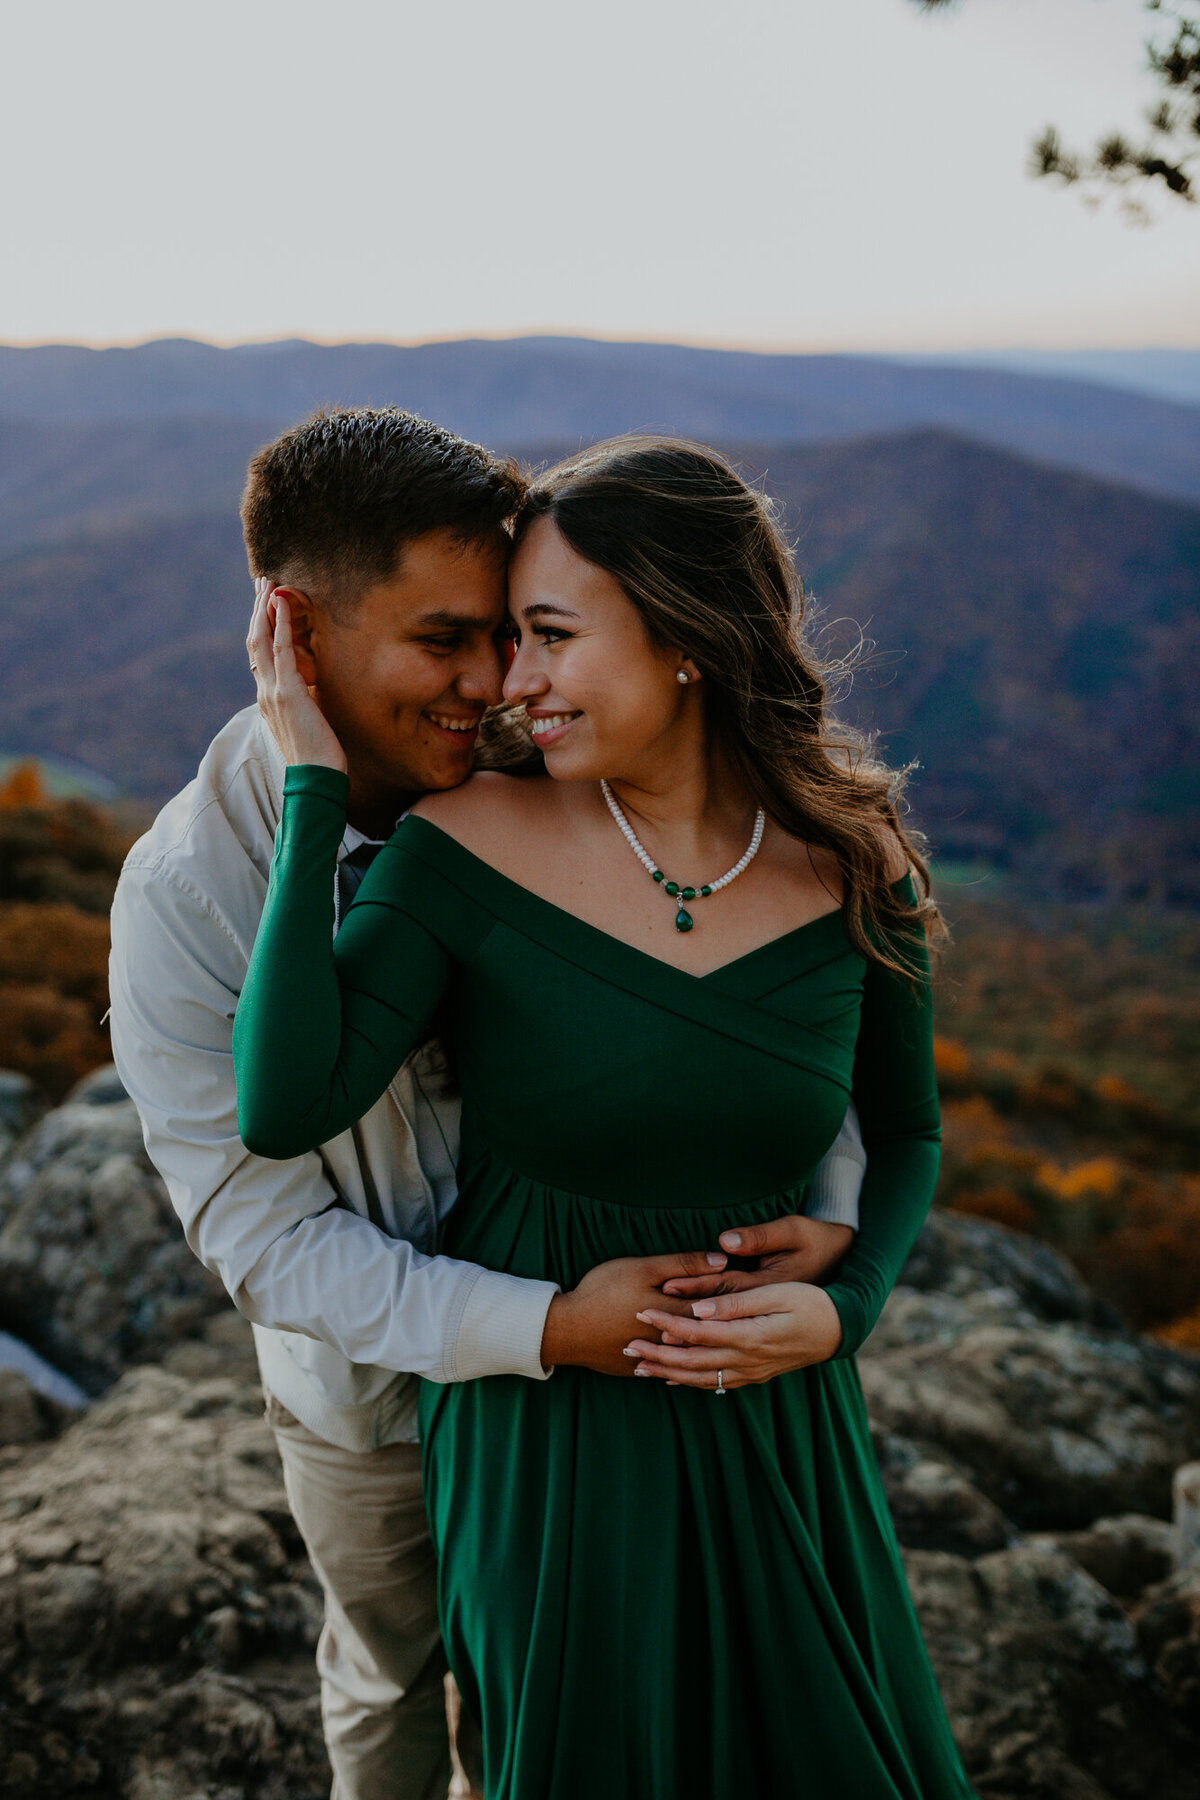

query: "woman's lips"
left=527, top=710, right=581, bottom=749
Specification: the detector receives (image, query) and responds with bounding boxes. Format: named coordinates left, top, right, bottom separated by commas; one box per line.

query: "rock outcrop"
left=0, top=1074, right=1198, bottom=1798
left=0, top=1069, right=48, bottom=1165
left=861, top=1300, right=1200, bottom=1528
left=0, top=1093, right=230, bottom=1392
left=0, top=1367, right=326, bottom=1799
left=905, top=1542, right=1197, bottom=1799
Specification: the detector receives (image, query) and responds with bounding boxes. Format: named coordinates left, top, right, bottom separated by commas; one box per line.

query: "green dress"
left=235, top=767, right=975, bottom=1800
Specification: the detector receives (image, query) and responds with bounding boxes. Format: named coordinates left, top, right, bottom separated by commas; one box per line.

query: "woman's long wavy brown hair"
left=478, top=435, right=946, bottom=980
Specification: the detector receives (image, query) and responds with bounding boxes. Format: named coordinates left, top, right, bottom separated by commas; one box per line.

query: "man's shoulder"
left=121, top=708, right=278, bottom=885
left=116, top=708, right=281, bottom=933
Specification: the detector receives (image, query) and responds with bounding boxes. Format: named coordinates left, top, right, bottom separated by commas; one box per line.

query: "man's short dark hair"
left=241, top=407, right=527, bottom=610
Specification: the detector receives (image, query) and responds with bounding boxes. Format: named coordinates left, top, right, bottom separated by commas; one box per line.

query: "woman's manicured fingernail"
left=722, top=1232, right=742, bottom=1250
left=692, top=1300, right=717, bottom=1318
left=636, top=1311, right=656, bottom=1325
left=622, top=1346, right=638, bottom=1357
left=706, top=1253, right=724, bottom=1267
left=634, top=1366, right=650, bottom=1377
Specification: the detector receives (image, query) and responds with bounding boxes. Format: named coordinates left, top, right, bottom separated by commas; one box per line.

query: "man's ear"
left=271, top=586, right=319, bottom=687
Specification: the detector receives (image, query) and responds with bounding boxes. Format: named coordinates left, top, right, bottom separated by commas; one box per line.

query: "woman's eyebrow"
left=520, top=601, right=580, bottom=621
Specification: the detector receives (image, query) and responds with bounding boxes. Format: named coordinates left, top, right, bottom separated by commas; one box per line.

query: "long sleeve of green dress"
left=235, top=765, right=471, bottom=1158
left=235, top=764, right=940, bottom=1359
left=823, top=908, right=941, bottom=1356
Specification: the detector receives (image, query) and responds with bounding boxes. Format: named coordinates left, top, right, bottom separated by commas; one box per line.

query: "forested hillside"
left=3, top=336, right=1200, bottom=502
left=2, top=424, right=1196, bottom=901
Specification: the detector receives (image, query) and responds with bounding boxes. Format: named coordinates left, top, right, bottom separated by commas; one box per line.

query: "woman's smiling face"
left=503, top=515, right=696, bottom=782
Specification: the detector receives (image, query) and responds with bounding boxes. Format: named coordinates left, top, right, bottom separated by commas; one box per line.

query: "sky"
left=2, top=0, right=1197, bottom=351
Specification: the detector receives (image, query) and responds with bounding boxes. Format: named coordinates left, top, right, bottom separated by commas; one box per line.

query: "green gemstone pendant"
left=599, top=776, right=767, bottom=946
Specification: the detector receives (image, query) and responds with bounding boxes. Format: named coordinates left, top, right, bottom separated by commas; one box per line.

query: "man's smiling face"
left=305, top=528, right=509, bottom=826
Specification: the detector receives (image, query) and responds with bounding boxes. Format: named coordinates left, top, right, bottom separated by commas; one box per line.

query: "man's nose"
left=502, top=639, right=547, bottom=707
left=456, top=639, right=506, bottom=707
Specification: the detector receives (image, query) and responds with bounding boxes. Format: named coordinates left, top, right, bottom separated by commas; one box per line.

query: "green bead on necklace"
left=602, top=781, right=766, bottom=933
left=651, top=871, right=713, bottom=932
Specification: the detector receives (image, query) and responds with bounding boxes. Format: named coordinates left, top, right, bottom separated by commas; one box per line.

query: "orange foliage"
left=1036, top=1157, right=1124, bottom=1202
left=933, top=1036, right=971, bottom=1081
left=1155, top=1307, right=1200, bottom=1352
left=1085, top=1183, right=1200, bottom=1331
left=0, top=762, right=48, bottom=809
left=1017, top=1068, right=1081, bottom=1116
left=936, top=1084, right=1200, bottom=1333
left=0, top=901, right=113, bottom=1100
left=1094, top=1073, right=1153, bottom=1108
left=0, top=903, right=110, bottom=1011
left=0, top=983, right=110, bottom=1102
left=951, top=1185, right=1037, bottom=1233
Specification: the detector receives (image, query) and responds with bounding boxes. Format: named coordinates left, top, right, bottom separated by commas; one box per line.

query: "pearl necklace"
left=599, top=779, right=766, bottom=933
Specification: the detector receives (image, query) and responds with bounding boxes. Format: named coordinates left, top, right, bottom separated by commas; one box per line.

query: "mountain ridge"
left=2, top=335, right=1199, bottom=504
left=2, top=424, right=1196, bottom=903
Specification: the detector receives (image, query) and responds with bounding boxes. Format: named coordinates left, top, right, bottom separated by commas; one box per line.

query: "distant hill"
left=894, top=349, right=1200, bottom=409
left=3, top=335, right=1200, bottom=504
left=0, top=416, right=278, bottom=552
left=1, top=425, right=1195, bottom=903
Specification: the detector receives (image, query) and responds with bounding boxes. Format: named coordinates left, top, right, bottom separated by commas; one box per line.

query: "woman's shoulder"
left=409, top=772, right=562, bottom=861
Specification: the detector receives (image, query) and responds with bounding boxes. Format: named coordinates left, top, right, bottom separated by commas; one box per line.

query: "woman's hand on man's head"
left=247, top=578, right=348, bottom=773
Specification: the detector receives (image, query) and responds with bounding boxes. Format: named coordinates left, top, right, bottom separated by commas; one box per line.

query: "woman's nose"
left=502, top=640, right=547, bottom=706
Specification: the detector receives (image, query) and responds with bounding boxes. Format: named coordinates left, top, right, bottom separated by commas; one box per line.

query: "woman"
left=234, top=437, right=975, bottom=1800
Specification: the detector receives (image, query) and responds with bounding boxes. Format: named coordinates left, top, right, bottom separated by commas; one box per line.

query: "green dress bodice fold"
left=234, top=766, right=975, bottom=1800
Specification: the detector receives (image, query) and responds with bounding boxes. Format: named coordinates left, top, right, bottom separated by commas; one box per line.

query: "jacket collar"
left=253, top=714, right=404, bottom=862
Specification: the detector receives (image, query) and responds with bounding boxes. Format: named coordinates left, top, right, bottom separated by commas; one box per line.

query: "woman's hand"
left=248, top=578, right=347, bottom=772
left=624, top=1281, right=844, bottom=1391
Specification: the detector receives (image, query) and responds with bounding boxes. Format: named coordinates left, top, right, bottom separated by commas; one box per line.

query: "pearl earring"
left=677, top=670, right=690, bottom=685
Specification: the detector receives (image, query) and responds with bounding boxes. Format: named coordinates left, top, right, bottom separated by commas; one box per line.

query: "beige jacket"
left=108, top=706, right=865, bottom=1451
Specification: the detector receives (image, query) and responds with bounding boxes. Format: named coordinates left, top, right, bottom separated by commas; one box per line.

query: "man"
left=108, top=407, right=865, bottom=1800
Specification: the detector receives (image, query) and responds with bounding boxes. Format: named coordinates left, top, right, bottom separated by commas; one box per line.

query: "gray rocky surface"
left=0, top=1367, right=74, bottom=1447
left=1129, top=1564, right=1200, bottom=1725
left=0, top=1069, right=49, bottom=1165
left=0, top=1086, right=1198, bottom=1798
left=1031, top=1512, right=1176, bottom=1599
left=859, top=1300, right=1200, bottom=1529
left=905, top=1543, right=1197, bottom=1798
left=66, top=1064, right=131, bottom=1107
left=0, top=1093, right=231, bottom=1392
left=899, top=1205, right=1123, bottom=1328
left=0, top=1367, right=326, bottom=1799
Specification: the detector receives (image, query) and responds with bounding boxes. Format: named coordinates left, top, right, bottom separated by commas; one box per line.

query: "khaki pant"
left=266, top=1393, right=481, bottom=1800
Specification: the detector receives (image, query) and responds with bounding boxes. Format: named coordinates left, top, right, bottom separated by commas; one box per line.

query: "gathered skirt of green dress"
left=234, top=769, right=978, bottom=1800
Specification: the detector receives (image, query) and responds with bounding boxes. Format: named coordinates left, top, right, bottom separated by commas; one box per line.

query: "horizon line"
left=3, top=327, right=1200, bottom=357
